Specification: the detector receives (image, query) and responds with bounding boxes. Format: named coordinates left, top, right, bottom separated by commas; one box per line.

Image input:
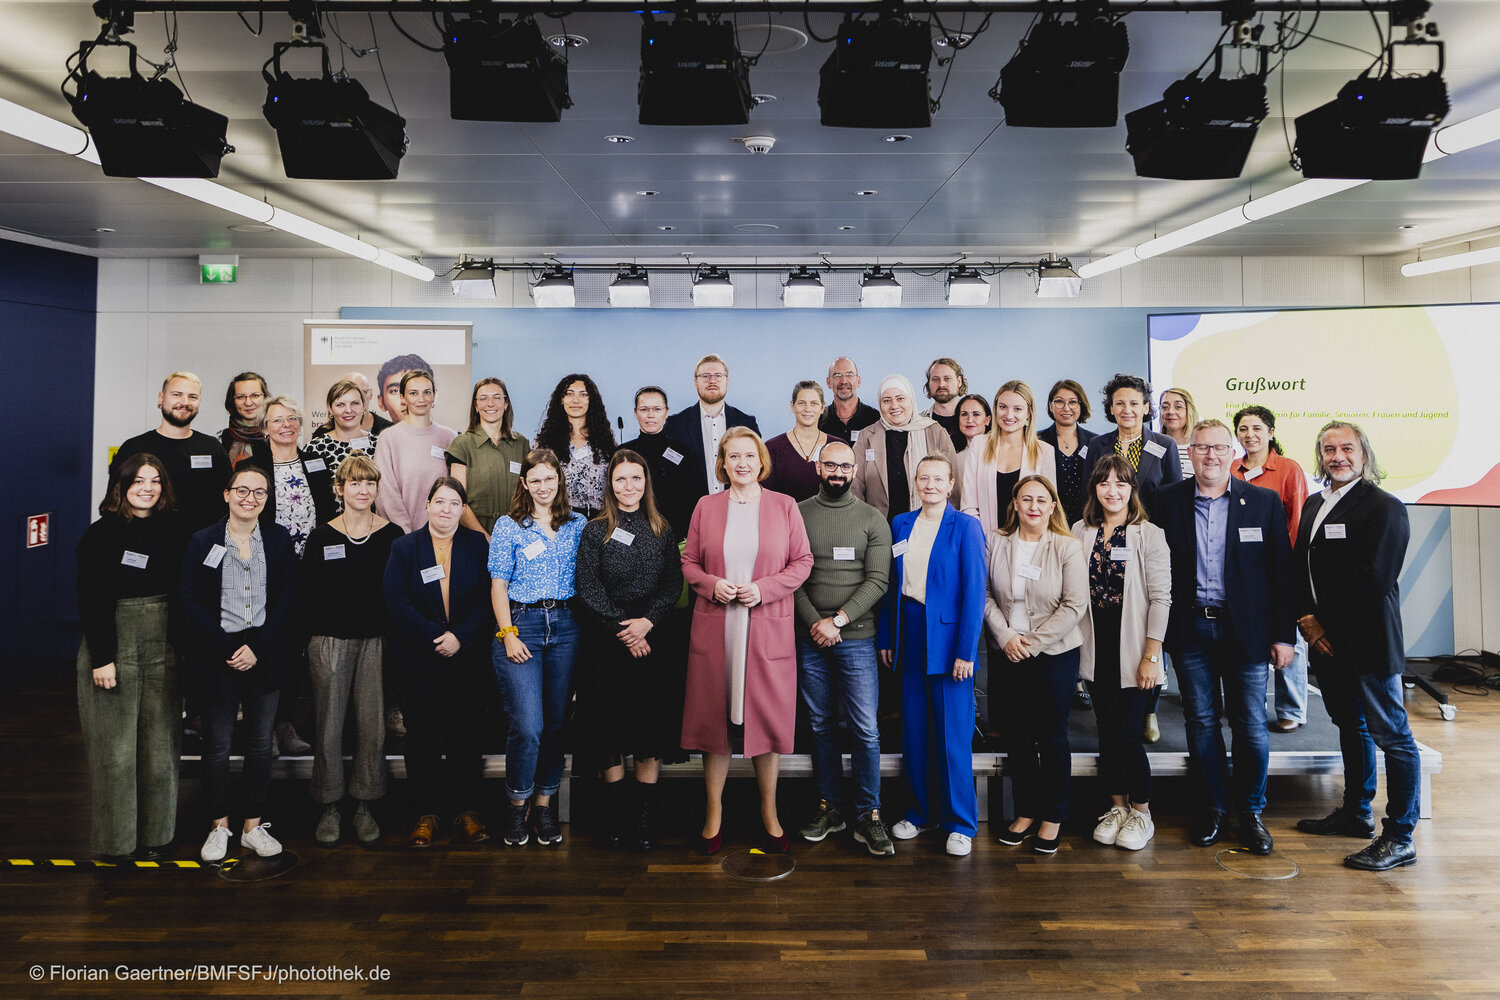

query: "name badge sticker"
left=191, top=454, right=213, bottom=469
left=1244, top=467, right=1264, bottom=481
left=305, top=458, right=327, bottom=473
left=1078, top=445, right=1088, bottom=460
left=204, top=544, right=226, bottom=568
left=430, top=445, right=447, bottom=460
left=832, top=546, right=856, bottom=561
left=662, top=448, right=684, bottom=465
left=324, top=544, right=346, bottom=560
left=1324, top=523, right=1347, bottom=540
left=120, top=550, right=149, bottom=569
left=1143, top=440, right=1167, bottom=460
left=523, top=539, right=547, bottom=560
left=1239, top=527, right=1264, bottom=543
left=1018, top=563, right=1043, bottom=581
left=849, top=429, right=860, bottom=442
left=509, top=461, right=523, bottom=474
left=891, top=539, right=909, bottom=558
left=865, top=449, right=876, bottom=463
left=610, top=527, right=636, bottom=546
left=420, top=565, right=446, bottom=584
left=1109, top=547, right=1131, bottom=561
left=350, top=437, right=371, bottom=452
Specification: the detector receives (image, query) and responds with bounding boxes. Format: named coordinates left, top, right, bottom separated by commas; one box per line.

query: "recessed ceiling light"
left=228, top=223, right=275, bottom=233
left=605, top=134, right=635, bottom=144
left=884, top=134, right=912, bottom=143
left=934, top=32, right=975, bottom=48
left=837, top=226, right=856, bottom=231
left=856, top=190, right=878, bottom=196
left=636, top=190, right=659, bottom=197
left=1398, top=224, right=1417, bottom=230
left=751, top=94, right=778, bottom=106
left=546, top=34, right=588, bottom=49
left=735, top=223, right=780, bottom=232
left=657, top=225, right=677, bottom=231
left=94, top=227, right=116, bottom=233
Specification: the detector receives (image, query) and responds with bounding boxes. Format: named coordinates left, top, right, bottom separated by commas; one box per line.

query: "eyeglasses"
left=1050, top=398, right=1079, bottom=408
left=829, top=370, right=857, bottom=380
left=695, top=372, right=727, bottom=382
left=636, top=405, right=666, bottom=415
left=233, top=392, right=264, bottom=404
left=819, top=461, right=856, bottom=473
left=1188, top=444, right=1233, bottom=456
left=229, top=486, right=268, bottom=500
left=268, top=415, right=301, bottom=427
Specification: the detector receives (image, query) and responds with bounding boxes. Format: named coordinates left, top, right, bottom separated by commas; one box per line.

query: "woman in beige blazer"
left=853, top=374, right=960, bottom=520
left=984, top=475, right=1086, bottom=854
left=961, top=380, right=1058, bottom=534
left=1072, top=455, right=1171, bottom=851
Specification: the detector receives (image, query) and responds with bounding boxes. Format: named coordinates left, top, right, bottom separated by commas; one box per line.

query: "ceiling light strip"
left=0, top=97, right=432, bottom=281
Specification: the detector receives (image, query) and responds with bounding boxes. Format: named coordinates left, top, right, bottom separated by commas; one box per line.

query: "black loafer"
left=1344, top=837, right=1417, bottom=871
left=996, top=821, right=1036, bottom=847
left=1297, top=806, right=1376, bottom=838
left=1190, top=811, right=1227, bottom=847
left=1238, top=813, right=1273, bottom=855
left=134, top=844, right=171, bottom=862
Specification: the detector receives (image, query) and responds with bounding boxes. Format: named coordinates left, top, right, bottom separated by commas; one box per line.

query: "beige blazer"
left=852, top=423, right=961, bottom=519
left=1071, top=521, right=1173, bottom=688
left=983, top=529, right=1086, bottom=656
left=960, top=438, right=1059, bottom=533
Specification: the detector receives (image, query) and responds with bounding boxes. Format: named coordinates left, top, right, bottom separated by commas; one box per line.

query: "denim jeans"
left=202, top=668, right=279, bottom=821
left=1271, top=633, right=1310, bottom=724
left=493, top=604, right=580, bottom=800
left=1315, top=658, right=1422, bottom=844
left=797, top=636, right=881, bottom=819
left=1173, top=615, right=1269, bottom=815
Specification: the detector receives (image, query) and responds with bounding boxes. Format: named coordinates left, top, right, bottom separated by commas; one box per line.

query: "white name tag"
left=610, top=527, right=635, bottom=546
left=324, top=544, right=346, bottom=560
left=121, top=550, right=149, bottom=569
left=1239, top=527, right=1264, bottom=543
left=1324, top=523, right=1347, bottom=540
left=305, top=457, right=327, bottom=473
left=350, top=437, right=371, bottom=452
left=1110, top=547, right=1131, bottom=561
left=892, top=539, right=909, bottom=558
left=662, top=448, right=684, bottom=465
left=865, top=449, right=876, bottom=463
left=523, top=539, right=547, bottom=560
left=430, top=445, right=446, bottom=459
left=849, top=429, right=860, bottom=442
left=421, top=565, right=445, bottom=584
left=833, top=546, right=856, bottom=561
left=1244, top=467, right=1264, bottom=481
left=509, top=461, right=522, bottom=474
left=1078, top=445, right=1088, bottom=459
left=1018, top=563, right=1042, bottom=581
left=1143, top=440, right=1167, bottom=459
left=191, top=454, right=213, bottom=469
left=204, top=544, right=226, bottom=568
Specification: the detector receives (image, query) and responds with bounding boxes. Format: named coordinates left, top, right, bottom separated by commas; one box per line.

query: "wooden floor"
left=2, top=677, right=1498, bottom=999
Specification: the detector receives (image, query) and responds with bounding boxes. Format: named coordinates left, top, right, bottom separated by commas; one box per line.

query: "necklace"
left=729, top=485, right=760, bottom=505
left=340, top=515, right=376, bottom=545
left=789, top=427, right=821, bottom=461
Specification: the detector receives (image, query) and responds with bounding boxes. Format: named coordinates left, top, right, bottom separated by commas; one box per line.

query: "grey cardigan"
left=982, top=529, right=1087, bottom=656
left=1071, top=520, right=1172, bottom=687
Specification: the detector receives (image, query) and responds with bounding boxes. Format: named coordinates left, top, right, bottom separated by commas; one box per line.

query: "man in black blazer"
left=1154, top=419, right=1295, bottom=855
left=662, top=353, right=760, bottom=507
left=1083, top=372, right=1182, bottom=517
left=1292, top=421, right=1420, bottom=872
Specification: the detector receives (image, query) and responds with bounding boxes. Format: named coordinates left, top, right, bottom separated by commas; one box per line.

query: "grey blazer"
left=852, top=422, right=961, bottom=519
left=1071, top=520, right=1172, bottom=687
left=982, top=529, right=1087, bottom=656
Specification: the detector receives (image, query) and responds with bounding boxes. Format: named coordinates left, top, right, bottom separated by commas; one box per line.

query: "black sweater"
left=298, top=521, right=405, bottom=639
left=75, top=513, right=190, bottom=668
left=575, top=509, right=682, bottom=629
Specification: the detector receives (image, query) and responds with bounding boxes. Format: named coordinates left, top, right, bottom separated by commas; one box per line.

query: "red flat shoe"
left=761, top=830, right=790, bottom=854
left=700, top=832, right=722, bottom=856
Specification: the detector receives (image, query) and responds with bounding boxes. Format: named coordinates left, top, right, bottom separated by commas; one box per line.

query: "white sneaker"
left=945, top=833, right=972, bottom=857
left=200, top=826, right=231, bottom=863
left=240, top=823, right=283, bottom=858
left=890, top=819, right=933, bottom=841
left=1093, top=805, right=1131, bottom=846
left=1115, top=809, right=1155, bottom=851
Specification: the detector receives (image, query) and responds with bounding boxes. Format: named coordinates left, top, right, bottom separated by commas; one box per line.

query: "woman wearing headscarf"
left=852, top=374, right=961, bottom=521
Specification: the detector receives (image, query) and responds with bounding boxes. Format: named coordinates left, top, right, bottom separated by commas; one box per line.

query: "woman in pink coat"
left=681, top=426, right=813, bottom=855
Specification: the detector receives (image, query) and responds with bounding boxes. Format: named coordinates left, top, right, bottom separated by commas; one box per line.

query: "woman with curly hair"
left=535, top=373, right=617, bottom=519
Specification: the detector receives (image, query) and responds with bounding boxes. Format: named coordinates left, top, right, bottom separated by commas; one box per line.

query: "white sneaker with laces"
left=890, top=819, right=933, bottom=841
left=240, top=823, right=283, bottom=858
left=1115, top=809, right=1155, bottom=851
left=200, top=826, right=231, bottom=863
left=1093, top=805, right=1131, bottom=846
left=945, top=833, right=972, bottom=856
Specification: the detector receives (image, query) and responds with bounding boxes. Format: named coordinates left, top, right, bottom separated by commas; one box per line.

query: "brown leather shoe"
left=408, top=814, right=439, bottom=849
left=1270, top=718, right=1301, bottom=733
left=454, top=810, right=490, bottom=844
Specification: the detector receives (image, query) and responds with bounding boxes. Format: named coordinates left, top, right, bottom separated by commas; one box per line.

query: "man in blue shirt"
left=1154, top=419, right=1295, bottom=855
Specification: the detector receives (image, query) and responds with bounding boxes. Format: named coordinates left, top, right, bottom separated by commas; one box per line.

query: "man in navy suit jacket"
left=662, top=353, right=760, bottom=506
left=1154, top=419, right=1295, bottom=855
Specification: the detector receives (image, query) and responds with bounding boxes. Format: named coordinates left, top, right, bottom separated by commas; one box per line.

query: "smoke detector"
left=734, top=135, right=776, bottom=154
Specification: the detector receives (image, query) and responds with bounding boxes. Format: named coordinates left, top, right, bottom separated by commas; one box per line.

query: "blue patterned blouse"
left=487, top=511, right=587, bottom=602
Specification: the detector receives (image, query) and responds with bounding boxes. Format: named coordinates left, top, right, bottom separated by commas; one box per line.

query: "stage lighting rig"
left=994, top=1, right=1129, bottom=128
left=1125, top=46, right=1270, bottom=180
left=443, top=14, right=571, bottom=122
left=818, top=13, right=933, bottom=129
left=638, top=12, right=752, bottom=126
left=262, top=39, right=409, bottom=180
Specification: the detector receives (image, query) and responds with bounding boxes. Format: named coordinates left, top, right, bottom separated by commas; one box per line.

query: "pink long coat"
left=680, top=489, right=814, bottom=756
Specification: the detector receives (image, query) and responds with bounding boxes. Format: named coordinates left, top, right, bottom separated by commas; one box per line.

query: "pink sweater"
left=373, top=422, right=458, bottom=532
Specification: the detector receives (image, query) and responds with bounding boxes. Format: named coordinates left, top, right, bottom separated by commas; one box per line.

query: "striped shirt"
left=219, top=523, right=267, bottom=632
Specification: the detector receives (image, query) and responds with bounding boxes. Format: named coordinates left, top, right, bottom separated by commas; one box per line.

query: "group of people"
left=75, top=352, right=1422, bottom=874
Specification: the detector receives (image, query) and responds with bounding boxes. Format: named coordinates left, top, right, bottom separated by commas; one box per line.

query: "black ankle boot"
left=599, top=780, right=627, bottom=850
left=632, top=781, right=659, bottom=853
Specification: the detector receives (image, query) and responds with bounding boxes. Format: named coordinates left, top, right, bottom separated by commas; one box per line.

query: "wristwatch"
left=1145, top=652, right=1160, bottom=663
left=832, top=611, right=849, bottom=628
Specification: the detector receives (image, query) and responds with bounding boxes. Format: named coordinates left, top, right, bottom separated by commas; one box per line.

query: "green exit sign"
left=201, top=264, right=237, bottom=283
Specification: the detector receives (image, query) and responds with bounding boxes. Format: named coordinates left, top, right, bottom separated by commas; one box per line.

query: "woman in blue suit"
left=878, top=453, right=987, bottom=857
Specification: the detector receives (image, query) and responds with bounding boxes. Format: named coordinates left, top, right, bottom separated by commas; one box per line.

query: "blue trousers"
left=797, top=637, right=881, bottom=819
left=1174, top=615, right=1270, bottom=815
left=898, top=600, right=977, bottom=837
left=1315, top=657, right=1422, bottom=844
left=493, top=604, right=580, bottom=800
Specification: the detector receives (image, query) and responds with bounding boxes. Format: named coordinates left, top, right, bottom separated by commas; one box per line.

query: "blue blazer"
left=179, top=520, right=299, bottom=691
left=1153, top=476, right=1296, bottom=664
left=1084, top=429, right=1182, bottom=516
left=663, top=402, right=761, bottom=504
left=876, top=504, right=987, bottom=675
left=382, top=525, right=494, bottom=675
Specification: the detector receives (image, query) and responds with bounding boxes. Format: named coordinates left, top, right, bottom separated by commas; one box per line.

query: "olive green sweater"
left=793, top=488, right=892, bottom=639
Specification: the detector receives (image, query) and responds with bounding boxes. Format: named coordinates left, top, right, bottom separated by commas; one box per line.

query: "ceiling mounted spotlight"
left=1125, top=46, right=1269, bottom=180
left=451, top=260, right=497, bottom=299
left=443, top=15, right=571, bottom=122
left=819, top=14, right=933, bottom=129
left=608, top=264, right=651, bottom=307
left=639, top=14, right=752, bottom=126
left=994, top=2, right=1130, bottom=128
left=945, top=265, right=991, bottom=306
left=64, top=37, right=233, bottom=178
left=859, top=266, right=903, bottom=308
left=1035, top=255, right=1083, bottom=298
left=530, top=265, right=575, bottom=308
left=262, top=41, right=408, bottom=179
left=782, top=266, right=826, bottom=308
left=692, top=266, right=735, bottom=307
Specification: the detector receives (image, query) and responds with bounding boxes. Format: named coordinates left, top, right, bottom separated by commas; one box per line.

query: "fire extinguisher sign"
left=26, top=513, right=50, bottom=548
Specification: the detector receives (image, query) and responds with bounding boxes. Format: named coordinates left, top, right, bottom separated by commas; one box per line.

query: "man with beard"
left=920, top=357, right=969, bottom=452
left=819, top=356, right=880, bottom=444
left=617, top=386, right=694, bottom=538
left=792, top=440, right=895, bottom=856
left=663, top=354, right=760, bottom=505
left=1293, top=421, right=1421, bottom=872
left=109, top=371, right=231, bottom=530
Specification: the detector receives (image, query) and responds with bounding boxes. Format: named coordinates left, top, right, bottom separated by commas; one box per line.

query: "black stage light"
left=64, top=40, right=233, bottom=178
left=262, top=42, right=408, bottom=180
left=638, top=16, right=752, bottom=126
left=443, top=15, right=571, bottom=122
left=995, top=11, right=1130, bottom=128
left=818, top=16, right=933, bottom=129
left=1125, top=50, right=1269, bottom=180
left=1294, top=55, right=1449, bottom=180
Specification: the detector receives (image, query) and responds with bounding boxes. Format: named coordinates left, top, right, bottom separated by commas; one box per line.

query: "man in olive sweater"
left=793, top=440, right=894, bottom=856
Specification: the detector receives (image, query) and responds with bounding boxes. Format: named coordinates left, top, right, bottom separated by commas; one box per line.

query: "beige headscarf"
left=876, top=374, right=940, bottom=510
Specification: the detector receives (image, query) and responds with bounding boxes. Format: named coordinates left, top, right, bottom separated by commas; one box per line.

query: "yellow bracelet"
left=495, top=626, right=519, bottom=640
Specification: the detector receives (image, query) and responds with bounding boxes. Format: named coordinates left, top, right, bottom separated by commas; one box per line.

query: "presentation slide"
left=1149, top=304, right=1499, bottom=506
